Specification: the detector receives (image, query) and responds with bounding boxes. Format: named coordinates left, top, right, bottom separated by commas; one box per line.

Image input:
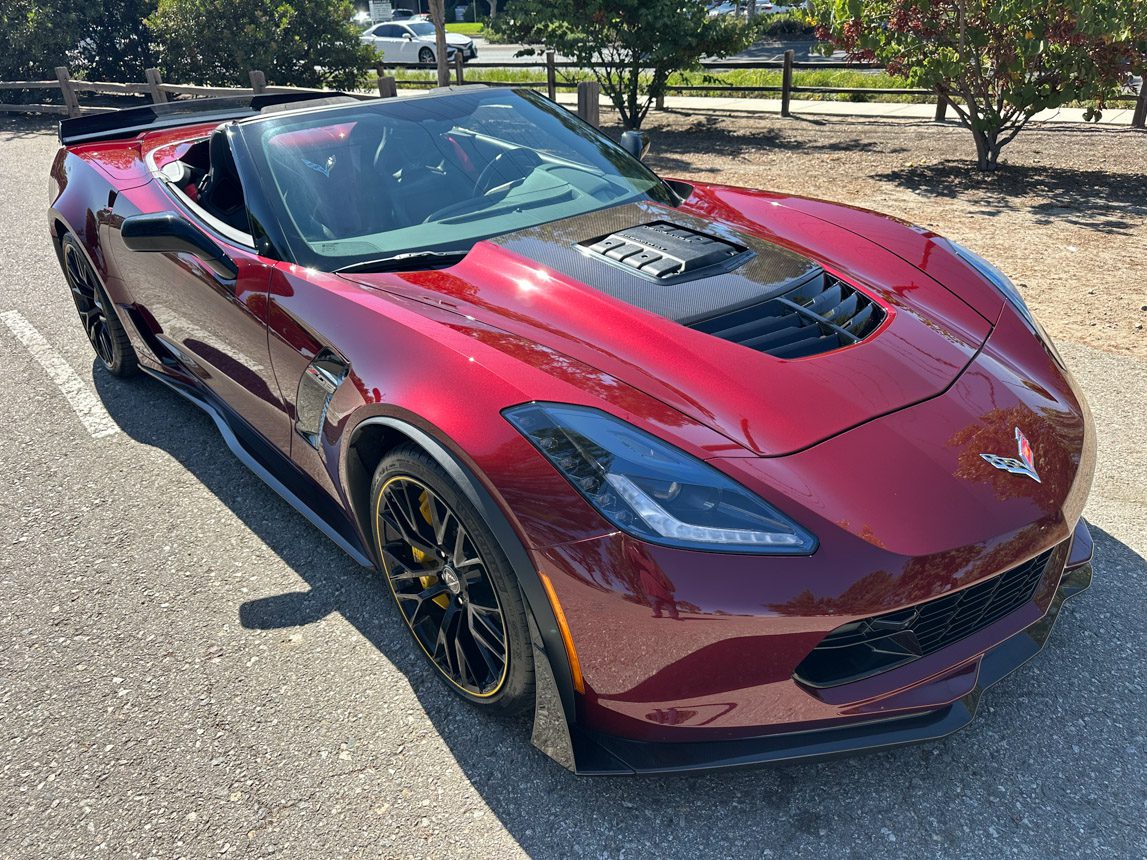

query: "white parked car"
left=360, top=21, right=477, bottom=65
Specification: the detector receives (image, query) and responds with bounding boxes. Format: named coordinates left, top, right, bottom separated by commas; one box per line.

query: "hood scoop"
left=690, top=270, right=885, bottom=360
left=579, top=221, right=750, bottom=283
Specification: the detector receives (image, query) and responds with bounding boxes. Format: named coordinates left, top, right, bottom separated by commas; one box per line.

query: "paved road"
left=1, top=118, right=1145, bottom=859
left=474, top=38, right=849, bottom=65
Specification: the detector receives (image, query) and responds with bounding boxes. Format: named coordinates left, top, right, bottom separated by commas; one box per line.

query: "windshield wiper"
left=334, top=249, right=469, bottom=274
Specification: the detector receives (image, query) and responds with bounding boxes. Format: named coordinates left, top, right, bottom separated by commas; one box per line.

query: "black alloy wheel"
left=60, top=233, right=138, bottom=377
left=371, top=446, right=534, bottom=710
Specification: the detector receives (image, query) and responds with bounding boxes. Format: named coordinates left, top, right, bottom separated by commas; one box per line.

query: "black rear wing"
left=58, top=91, right=358, bottom=146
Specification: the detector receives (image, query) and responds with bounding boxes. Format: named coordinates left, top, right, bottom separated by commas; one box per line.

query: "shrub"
left=148, top=0, right=375, bottom=89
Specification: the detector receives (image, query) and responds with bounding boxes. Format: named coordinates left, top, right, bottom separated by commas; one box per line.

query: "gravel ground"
left=636, top=111, right=1147, bottom=357
left=1, top=114, right=1145, bottom=859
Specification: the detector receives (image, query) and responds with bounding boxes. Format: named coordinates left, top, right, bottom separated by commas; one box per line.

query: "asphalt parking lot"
left=1, top=116, right=1145, bottom=859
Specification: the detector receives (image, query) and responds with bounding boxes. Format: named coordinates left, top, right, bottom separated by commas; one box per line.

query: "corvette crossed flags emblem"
left=980, top=427, right=1041, bottom=484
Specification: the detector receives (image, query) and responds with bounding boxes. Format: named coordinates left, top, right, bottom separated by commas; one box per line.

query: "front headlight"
left=947, top=240, right=1063, bottom=363
left=504, top=403, right=817, bottom=555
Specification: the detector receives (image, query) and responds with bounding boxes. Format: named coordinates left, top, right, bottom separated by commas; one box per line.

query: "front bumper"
left=538, top=541, right=1092, bottom=775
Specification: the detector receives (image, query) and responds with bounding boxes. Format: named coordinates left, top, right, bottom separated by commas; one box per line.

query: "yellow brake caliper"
left=414, top=490, right=451, bottom=609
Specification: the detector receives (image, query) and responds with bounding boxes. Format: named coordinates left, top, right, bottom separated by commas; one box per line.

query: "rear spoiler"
left=58, top=91, right=357, bottom=146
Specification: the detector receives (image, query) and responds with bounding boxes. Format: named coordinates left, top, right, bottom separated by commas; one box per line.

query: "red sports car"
left=49, top=87, right=1095, bottom=774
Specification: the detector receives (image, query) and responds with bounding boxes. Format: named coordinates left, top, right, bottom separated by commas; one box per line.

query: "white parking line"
left=1, top=310, right=118, bottom=439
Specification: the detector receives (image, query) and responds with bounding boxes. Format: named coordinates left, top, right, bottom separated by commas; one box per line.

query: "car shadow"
left=93, top=368, right=1146, bottom=858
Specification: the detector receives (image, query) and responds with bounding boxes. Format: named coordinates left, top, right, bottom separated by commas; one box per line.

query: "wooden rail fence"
left=2, top=58, right=1145, bottom=131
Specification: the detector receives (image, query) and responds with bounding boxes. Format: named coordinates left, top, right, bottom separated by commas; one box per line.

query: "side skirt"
left=140, top=367, right=375, bottom=568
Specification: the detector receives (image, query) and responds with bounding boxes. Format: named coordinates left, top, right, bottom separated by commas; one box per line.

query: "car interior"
left=156, top=93, right=659, bottom=266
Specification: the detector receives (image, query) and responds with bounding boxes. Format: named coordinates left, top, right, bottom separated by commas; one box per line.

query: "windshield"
left=406, top=22, right=436, bottom=36
left=239, top=88, right=676, bottom=271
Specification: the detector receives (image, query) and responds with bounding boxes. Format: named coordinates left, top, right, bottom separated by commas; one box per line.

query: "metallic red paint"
left=47, top=105, right=1095, bottom=771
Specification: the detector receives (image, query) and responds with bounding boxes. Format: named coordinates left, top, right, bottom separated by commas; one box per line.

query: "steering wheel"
left=473, top=148, right=543, bottom=196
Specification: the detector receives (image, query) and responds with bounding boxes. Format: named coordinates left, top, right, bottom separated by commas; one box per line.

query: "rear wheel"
left=418, top=46, right=435, bottom=65
left=61, top=233, right=138, bottom=378
left=370, top=445, right=534, bottom=712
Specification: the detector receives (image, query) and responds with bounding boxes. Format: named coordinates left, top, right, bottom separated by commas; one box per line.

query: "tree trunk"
left=487, top=0, right=498, bottom=18
left=970, top=126, right=1005, bottom=171
left=428, top=0, right=451, bottom=88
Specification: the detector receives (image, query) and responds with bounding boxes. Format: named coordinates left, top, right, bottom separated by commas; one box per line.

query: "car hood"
left=342, top=189, right=995, bottom=456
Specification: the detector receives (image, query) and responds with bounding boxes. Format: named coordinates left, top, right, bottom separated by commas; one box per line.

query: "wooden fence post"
left=249, top=70, right=267, bottom=94
left=545, top=51, right=557, bottom=101
left=577, top=81, right=600, bottom=127
left=934, top=85, right=948, bottom=122
left=1133, top=84, right=1147, bottom=130
left=144, top=68, right=167, bottom=104
left=453, top=53, right=465, bottom=86
left=54, top=66, right=80, bottom=117
left=378, top=75, right=398, bottom=98
left=780, top=50, right=794, bottom=118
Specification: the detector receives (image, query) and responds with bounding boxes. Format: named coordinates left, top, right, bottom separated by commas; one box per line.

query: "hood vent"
left=690, top=271, right=884, bottom=359
left=579, top=221, right=751, bottom=284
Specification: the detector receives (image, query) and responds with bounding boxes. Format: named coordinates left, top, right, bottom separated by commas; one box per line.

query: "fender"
left=344, top=415, right=579, bottom=769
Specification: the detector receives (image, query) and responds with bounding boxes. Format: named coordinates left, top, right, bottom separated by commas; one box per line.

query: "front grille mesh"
left=690, top=272, right=884, bottom=359
left=794, top=548, right=1056, bottom=688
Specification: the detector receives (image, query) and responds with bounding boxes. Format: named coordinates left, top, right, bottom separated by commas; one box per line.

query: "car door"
left=112, top=129, right=291, bottom=453
left=375, top=24, right=412, bottom=63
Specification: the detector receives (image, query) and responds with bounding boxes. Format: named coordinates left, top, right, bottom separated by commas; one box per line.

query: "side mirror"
left=404, top=33, right=414, bottom=40
left=620, top=130, right=650, bottom=161
left=121, top=212, right=238, bottom=279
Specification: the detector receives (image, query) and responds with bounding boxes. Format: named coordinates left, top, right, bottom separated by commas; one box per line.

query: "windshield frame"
left=230, top=87, right=680, bottom=272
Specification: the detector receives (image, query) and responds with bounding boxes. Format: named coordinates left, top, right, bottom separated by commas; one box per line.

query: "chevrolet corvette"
left=48, top=87, right=1095, bottom=774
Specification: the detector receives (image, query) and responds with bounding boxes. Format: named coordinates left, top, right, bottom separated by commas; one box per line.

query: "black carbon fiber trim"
left=578, top=221, right=750, bottom=283
left=489, top=202, right=821, bottom=324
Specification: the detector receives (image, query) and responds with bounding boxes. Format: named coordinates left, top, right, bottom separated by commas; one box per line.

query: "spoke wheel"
left=376, top=475, right=510, bottom=697
left=59, top=233, right=138, bottom=377
left=63, top=240, right=115, bottom=365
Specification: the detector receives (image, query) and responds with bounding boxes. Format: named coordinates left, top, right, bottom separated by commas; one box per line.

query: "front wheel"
left=418, top=47, right=434, bottom=65
left=370, top=445, right=534, bottom=712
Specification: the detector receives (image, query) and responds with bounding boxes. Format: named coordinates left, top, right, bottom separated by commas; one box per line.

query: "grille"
left=794, top=548, right=1056, bottom=688
left=690, top=271, right=884, bottom=359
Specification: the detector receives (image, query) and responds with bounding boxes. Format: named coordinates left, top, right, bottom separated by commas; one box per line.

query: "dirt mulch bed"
left=624, top=111, right=1147, bottom=357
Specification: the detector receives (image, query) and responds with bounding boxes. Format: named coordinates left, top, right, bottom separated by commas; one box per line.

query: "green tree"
left=148, top=0, right=375, bottom=89
left=498, top=0, right=765, bottom=129
left=0, top=0, right=89, bottom=80
left=0, top=0, right=158, bottom=93
left=810, top=0, right=1147, bottom=170
left=84, top=0, right=158, bottom=80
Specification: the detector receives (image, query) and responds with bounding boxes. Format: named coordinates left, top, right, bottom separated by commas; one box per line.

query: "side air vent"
left=689, top=271, right=885, bottom=360
left=579, top=221, right=751, bottom=283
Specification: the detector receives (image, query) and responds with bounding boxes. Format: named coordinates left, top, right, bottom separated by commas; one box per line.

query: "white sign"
left=369, top=0, right=394, bottom=22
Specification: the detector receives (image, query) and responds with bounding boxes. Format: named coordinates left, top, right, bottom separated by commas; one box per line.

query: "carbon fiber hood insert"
left=579, top=221, right=751, bottom=283
left=489, top=203, right=822, bottom=325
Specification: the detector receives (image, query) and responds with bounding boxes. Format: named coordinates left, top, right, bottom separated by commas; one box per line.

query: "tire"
left=418, top=47, right=435, bottom=65
left=370, top=444, right=534, bottom=713
left=60, top=233, right=138, bottom=378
